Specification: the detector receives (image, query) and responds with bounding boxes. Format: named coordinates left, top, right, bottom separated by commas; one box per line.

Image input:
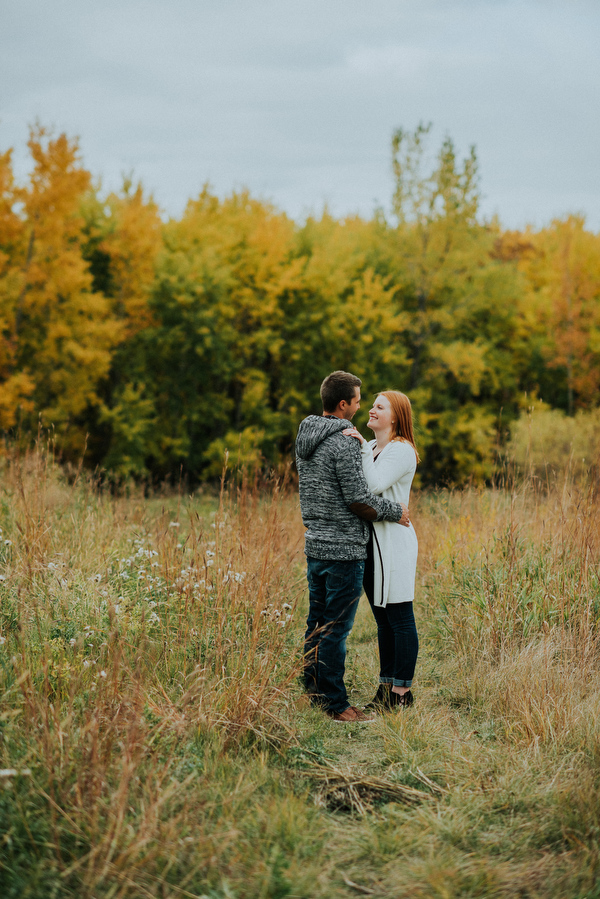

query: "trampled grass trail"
left=0, top=448, right=599, bottom=898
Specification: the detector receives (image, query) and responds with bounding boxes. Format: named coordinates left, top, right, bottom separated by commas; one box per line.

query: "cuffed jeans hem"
left=379, top=677, right=393, bottom=684
left=393, top=678, right=413, bottom=688
left=306, top=692, right=350, bottom=715
left=311, top=696, right=350, bottom=714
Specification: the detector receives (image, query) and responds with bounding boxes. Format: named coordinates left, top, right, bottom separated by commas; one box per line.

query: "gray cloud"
left=1, top=0, right=598, bottom=228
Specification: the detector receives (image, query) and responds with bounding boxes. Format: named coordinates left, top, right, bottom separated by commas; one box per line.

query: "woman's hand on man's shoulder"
left=342, top=427, right=365, bottom=445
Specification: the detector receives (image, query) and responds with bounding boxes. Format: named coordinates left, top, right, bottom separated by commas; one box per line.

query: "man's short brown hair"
left=320, top=371, right=362, bottom=413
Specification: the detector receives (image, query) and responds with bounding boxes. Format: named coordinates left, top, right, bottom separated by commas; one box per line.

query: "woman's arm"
left=360, top=441, right=416, bottom=494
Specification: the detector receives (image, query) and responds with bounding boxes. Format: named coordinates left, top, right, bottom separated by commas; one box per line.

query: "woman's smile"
left=367, top=395, right=394, bottom=434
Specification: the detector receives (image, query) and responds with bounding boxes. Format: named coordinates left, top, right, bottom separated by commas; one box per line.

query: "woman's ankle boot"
left=364, top=683, right=393, bottom=711
left=391, top=689, right=414, bottom=708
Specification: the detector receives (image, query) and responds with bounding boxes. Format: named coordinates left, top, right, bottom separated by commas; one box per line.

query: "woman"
left=344, top=391, right=419, bottom=710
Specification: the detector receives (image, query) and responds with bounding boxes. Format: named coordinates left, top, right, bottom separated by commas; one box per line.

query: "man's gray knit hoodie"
left=295, top=415, right=405, bottom=561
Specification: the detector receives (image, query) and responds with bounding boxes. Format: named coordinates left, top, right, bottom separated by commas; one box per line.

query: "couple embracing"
left=295, top=370, right=419, bottom=722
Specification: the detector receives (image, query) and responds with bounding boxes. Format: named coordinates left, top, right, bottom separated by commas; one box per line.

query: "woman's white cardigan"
left=361, top=439, right=418, bottom=607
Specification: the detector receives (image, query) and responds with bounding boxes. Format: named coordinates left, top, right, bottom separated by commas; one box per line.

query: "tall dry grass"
left=333, top=471, right=600, bottom=898
left=1, top=447, right=600, bottom=898
left=0, top=449, right=315, bottom=897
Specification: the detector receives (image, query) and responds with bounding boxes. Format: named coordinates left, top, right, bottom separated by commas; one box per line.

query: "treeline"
left=0, top=124, right=599, bottom=485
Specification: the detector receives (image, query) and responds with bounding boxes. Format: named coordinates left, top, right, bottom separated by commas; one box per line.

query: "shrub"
left=505, top=405, right=600, bottom=482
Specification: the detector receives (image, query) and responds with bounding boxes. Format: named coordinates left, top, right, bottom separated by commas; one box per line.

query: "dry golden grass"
left=0, top=447, right=599, bottom=898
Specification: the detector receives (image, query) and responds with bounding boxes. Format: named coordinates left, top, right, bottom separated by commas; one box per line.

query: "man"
left=295, top=371, right=409, bottom=722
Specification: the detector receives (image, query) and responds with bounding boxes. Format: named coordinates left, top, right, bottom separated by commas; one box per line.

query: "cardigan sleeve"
left=333, top=435, right=405, bottom=522
left=361, top=441, right=416, bottom=494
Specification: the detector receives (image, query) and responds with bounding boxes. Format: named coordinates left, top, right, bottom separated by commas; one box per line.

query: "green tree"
left=389, top=124, right=524, bottom=483
left=80, top=178, right=163, bottom=469
left=100, top=188, right=302, bottom=479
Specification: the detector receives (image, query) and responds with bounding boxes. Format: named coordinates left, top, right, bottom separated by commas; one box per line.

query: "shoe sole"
left=328, top=716, right=376, bottom=723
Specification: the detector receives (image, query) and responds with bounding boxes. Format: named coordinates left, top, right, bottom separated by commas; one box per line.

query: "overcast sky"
left=2, top=0, right=599, bottom=229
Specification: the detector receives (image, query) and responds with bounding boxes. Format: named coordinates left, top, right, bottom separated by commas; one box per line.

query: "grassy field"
left=0, top=449, right=599, bottom=898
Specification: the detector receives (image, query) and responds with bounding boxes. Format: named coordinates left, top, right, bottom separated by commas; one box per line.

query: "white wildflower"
left=282, top=603, right=292, bottom=610
left=0, top=575, right=6, bottom=582
left=0, top=636, right=6, bottom=645
left=99, top=670, right=107, bottom=678
left=83, top=660, right=90, bottom=668
left=69, top=638, right=76, bottom=646
left=4, top=540, right=11, bottom=546
left=169, top=522, right=180, bottom=528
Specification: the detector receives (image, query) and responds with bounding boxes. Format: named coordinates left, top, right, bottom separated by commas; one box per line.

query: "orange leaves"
left=0, top=126, right=120, bottom=454
left=516, top=216, right=600, bottom=411
left=26, top=127, right=91, bottom=232
left=0, top=150, right=24, bottom=263
left=0, top=148, right=32, bottom=428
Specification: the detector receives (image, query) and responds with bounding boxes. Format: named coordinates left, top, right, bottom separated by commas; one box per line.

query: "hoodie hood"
left=295, top=415, right=350, bottom=461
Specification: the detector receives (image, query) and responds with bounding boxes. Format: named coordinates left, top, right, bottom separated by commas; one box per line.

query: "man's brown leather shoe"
left=327, top=705, right=376, bottom=723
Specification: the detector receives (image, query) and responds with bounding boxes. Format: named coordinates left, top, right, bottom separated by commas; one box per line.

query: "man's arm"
left=334, top=437, right=408, bottom=524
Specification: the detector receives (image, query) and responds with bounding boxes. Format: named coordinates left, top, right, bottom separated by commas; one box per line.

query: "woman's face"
left=367, top=395, right=394, bottom=435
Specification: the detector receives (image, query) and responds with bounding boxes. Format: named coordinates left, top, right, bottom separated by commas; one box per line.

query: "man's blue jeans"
left=303, top=557, right=365, bottom=714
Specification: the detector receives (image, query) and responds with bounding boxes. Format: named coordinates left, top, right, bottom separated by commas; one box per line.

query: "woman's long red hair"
left=379, top=390, right=420, bottom=463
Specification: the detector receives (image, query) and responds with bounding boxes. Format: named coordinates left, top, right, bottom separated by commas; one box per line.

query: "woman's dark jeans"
left=363, top=541, right=419, bottom=688
left=304, top=557, right=365, bottom=713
